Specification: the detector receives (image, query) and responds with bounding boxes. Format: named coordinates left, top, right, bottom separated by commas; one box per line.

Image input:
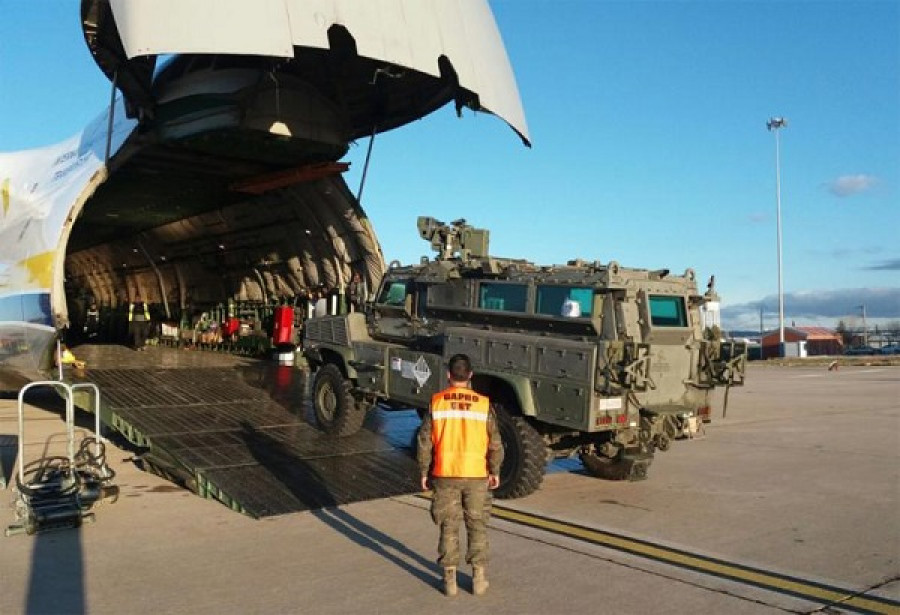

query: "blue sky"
left=0, top=1, right=897, bottom=330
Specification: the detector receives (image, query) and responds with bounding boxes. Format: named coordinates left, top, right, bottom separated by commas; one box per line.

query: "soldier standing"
left=347, top=271, right=366, bottom=313
left=128, top=294, right=150, bottom=351
left=84, top=301, right=100, bottom=340
left=417, top=354, right=503, bottom=597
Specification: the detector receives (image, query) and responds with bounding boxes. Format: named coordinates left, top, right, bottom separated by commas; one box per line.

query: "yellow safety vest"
left=430, top=386, right=491, bottom=478
left=129, top=302, right=150, bottom=322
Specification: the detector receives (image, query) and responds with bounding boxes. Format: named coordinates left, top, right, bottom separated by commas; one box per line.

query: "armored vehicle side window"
left=427, top=281, right=468, bottom=308
left=478, top=283, right=527, bottom=312
left=536, top=286, right=592, bottom=317
left=378, top=280, right=409, bottom=306
left=649, top=295, right=688, bottom=327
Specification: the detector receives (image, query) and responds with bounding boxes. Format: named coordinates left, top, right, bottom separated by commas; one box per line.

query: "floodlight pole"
left=767, top=117, right=787, bottom=355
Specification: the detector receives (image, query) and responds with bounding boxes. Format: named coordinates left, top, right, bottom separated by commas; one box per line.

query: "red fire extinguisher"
left=272, top=306, right=294, bottom=346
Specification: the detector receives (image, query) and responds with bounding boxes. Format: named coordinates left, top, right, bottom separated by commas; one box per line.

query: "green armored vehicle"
left=303, top=217, right=746, bottom=499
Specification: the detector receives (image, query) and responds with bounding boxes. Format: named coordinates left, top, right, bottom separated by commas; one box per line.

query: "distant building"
left=761, top=327, right=843, bottom=359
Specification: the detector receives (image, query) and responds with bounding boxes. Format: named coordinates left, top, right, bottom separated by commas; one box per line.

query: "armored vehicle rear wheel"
left=312, top=364, right=367, bottom=436
left=493, top=403, right=546, bottom=499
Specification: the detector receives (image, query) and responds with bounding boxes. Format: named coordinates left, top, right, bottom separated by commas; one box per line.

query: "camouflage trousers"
left=430, top=477, right=492, bottom=567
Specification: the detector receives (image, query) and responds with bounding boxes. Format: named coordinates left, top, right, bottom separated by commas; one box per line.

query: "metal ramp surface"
left=67, top=345, right=420, bottom=517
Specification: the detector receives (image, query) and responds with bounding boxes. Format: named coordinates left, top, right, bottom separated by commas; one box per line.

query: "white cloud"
left=721, top=287, right=900, bottom=330
left=826, top=174, right=878, bottom=197
left=865, top=258, right=900, bottom=271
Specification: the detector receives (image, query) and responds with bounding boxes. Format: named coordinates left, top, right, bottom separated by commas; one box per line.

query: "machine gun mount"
left=417, top=216, right=490, bottom=262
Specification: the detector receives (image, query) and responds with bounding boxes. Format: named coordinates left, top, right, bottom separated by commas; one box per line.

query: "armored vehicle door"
left=385, top=349, right=444, bottom=408
left=373, top=276, right=417, bottom=340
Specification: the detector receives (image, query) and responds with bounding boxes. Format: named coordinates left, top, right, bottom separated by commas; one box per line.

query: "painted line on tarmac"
left=418, top=494, right=899, bottom=614
left=488, top=503, right=900, bottom=614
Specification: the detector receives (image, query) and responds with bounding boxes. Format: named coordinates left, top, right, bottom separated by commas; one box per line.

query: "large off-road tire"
left=312, top=363, right=367, bottom=436
left=493, top=403, right=546, bottom=499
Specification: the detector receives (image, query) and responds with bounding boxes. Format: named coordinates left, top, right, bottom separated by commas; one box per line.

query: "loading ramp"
left=66, top=345, right=420, bottom=517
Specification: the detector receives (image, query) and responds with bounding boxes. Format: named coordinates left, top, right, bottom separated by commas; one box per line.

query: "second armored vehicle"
left=304, top=217, right=746, bottom=498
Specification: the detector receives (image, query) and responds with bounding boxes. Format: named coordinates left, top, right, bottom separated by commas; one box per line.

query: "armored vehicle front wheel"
left=312, top=364, right=368, bottom=436
left=493, top=403, right=546, bottom=499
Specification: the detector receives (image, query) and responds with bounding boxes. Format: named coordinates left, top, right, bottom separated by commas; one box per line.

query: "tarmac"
left=0, top=360, right=898, bottom=614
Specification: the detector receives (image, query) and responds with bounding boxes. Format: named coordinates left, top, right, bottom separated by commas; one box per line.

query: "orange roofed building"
left=761, top=327, right=844, bottom=359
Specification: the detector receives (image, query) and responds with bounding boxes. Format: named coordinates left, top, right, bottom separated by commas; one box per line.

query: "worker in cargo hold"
left=84, top=301, right=100, bottom=340
left=347, top=271, right=366, bottom=313
left=417, top=354, right=504, bottom=597
left=128, top=295, right=151, bottom=351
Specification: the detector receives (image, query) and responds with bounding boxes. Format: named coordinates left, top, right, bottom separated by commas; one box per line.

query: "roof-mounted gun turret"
left=417, top=216, right=490, bottom=261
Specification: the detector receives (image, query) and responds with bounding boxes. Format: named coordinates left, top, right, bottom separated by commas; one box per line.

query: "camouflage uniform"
left=417, top=408, right=504, bottom=567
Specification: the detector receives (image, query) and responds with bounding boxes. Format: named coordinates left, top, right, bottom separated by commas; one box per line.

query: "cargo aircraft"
left=0, top=0, right=529, bottom=390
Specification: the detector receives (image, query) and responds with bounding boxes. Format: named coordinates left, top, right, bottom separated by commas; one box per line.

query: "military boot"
left=473, top=565, right=489, bottom=596
left=442, top=566, right=458, bottom=597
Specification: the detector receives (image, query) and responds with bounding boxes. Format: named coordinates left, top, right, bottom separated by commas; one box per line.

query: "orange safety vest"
left=430, top=385, right=491, bottom=478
